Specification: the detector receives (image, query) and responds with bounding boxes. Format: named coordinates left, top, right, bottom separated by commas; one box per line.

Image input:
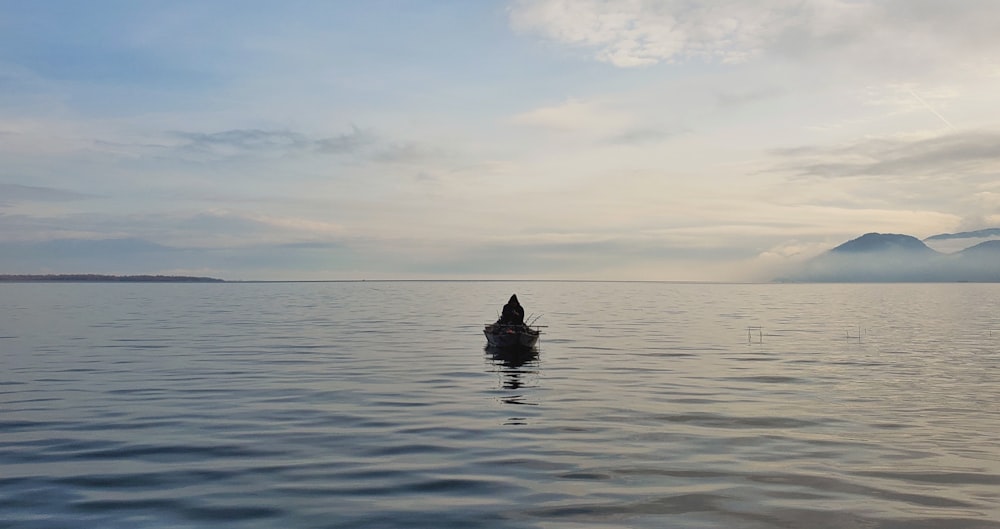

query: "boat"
left=483, top=323, right=541, bottom=349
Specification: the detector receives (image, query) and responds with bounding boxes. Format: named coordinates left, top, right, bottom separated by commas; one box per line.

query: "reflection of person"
left=498, top=294, right=525, bottom=325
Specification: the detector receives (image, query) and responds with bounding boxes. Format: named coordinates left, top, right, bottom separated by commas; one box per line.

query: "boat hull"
left=484, top=324, right=540, bottom=349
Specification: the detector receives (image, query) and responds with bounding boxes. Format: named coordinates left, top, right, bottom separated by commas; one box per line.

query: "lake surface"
left=2, top=281, right=999, bottom=528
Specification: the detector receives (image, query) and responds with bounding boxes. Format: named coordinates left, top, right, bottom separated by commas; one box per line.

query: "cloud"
left=313, top=126, right=376, bottom=154
left=0, top=236, right=367, bottom=279
left=716, top=87, right=784, bottom=108
left=174, top=129, right=310, bottom=152
left=923, top=226, right=1000, bottom=254
left=0, top=119, right=378, bottom=164
left=0, top=237, right=189, bottom=276
left=773, top=130, right=1000, bottom=179
left=168, top=126, right=375, bottom=161
left=0, top=213, right=111, bottom=243
left=361, top=233, right=764, bottom=280
left=0, top=208, right=348, bottom=248
left=607, top=127, right=684, bottom=145
left=0, top=183, right=96, bottom=204
left=763, top=131, right=1000, bottom=239
left=4, top=118, right=430, bottom=169
left=511, top=98, right=630, bottom=131
left=509, top=0, right=807, bottom=67
left=370, top=142, right=444, bottom=164
left=142, top=210, right=349, bottom=247
left=508, top=0, right=1000, bottom=71
left=160, top=126, right=444, bottom=167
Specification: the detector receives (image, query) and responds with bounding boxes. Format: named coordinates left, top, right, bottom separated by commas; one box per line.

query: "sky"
left=2, top=0, right=1000, bottom=281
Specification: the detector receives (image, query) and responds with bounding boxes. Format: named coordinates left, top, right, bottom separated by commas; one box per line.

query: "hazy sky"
left=3, top=0, right=1000, bottom=280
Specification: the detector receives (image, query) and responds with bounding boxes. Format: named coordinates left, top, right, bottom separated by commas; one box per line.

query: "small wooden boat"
left=483, top=323, right=541, bottom=349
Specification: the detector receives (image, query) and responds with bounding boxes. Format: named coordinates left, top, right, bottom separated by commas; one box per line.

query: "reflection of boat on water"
left=483, top=323, right=541, bottom=349
left=486, top=344, right=539, bottom=409
left=486, top=344, right=538, bottom=372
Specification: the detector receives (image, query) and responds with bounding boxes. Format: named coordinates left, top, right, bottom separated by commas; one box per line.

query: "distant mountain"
left=782, top=232, right=999, bottom=282
left=830, top=232, right=939, bottom=254
left=957, top=239, right=1000, bottom=257
left=947, top=240, right=1000, bottom=282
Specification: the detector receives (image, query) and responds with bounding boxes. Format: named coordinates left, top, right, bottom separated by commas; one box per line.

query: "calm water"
left=2, top=281, right=999, bottom=528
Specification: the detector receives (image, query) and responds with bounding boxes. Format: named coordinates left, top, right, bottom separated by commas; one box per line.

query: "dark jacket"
left=498, top=294, right=525, bottom=325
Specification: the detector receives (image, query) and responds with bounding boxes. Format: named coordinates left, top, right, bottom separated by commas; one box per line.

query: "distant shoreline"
left=0, top=274, right=225, bottom=283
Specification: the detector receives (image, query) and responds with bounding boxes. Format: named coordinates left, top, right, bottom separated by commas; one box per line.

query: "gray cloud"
left=0, top=209, right=347, bottom=249
left=0, top=208, right=362, bottom=277
left=314, top=126, right=375, bottom=154
left=0, top=237, right=179, bottom=274
left=772, top=130, right=1000, bottom=179
left=175, top=129, right=309, bottom=150
left=371, top=142, right=445, bottom=164
left=161, top=125, right=450, bottom=168
left=0, top=208, right=765, bottom=279
left=163, top=126, right=444, bottom=167
left=716, top=87, right=784, bottom=108
left=0, top=237, right=365, bottom=278
left=0, top=183, right=96, bottom=204
left=0, top=213, right=92, bottom=242
left=607, top=128, right=685, bottom=146
left=405, top=238, right=759, bottom=277
left=926, top=228, right=1000, bottom=241
left=166, top=126, right=376, bottom=161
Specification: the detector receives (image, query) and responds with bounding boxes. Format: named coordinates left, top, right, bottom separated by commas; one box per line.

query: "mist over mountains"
left=782, top=230, right=1000, bottom=282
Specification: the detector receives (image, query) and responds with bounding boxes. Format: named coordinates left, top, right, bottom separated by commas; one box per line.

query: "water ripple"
left=1, top=281, right=999, bottom=528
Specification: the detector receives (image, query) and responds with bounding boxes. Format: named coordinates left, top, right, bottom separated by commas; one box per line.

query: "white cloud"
left=510, top=97, right=632, bottom=131
left=509, top=0, right=808, bottom=67
left=508, top=0, right=1000, bottom=72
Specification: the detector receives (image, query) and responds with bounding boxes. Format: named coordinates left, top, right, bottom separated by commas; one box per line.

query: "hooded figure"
left=498, top=294, right=525, bottom=325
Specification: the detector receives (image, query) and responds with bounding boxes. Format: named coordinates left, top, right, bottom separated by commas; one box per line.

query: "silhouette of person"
left=498, top=294, right=525, bottom=325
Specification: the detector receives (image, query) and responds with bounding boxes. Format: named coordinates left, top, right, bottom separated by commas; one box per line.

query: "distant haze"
left=3, top=2, right=1000, bottom=280
left=783, top=232, right=1000, bottom=282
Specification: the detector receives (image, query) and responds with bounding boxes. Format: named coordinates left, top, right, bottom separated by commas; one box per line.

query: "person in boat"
left=497, top=294, right=525, bottom=326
